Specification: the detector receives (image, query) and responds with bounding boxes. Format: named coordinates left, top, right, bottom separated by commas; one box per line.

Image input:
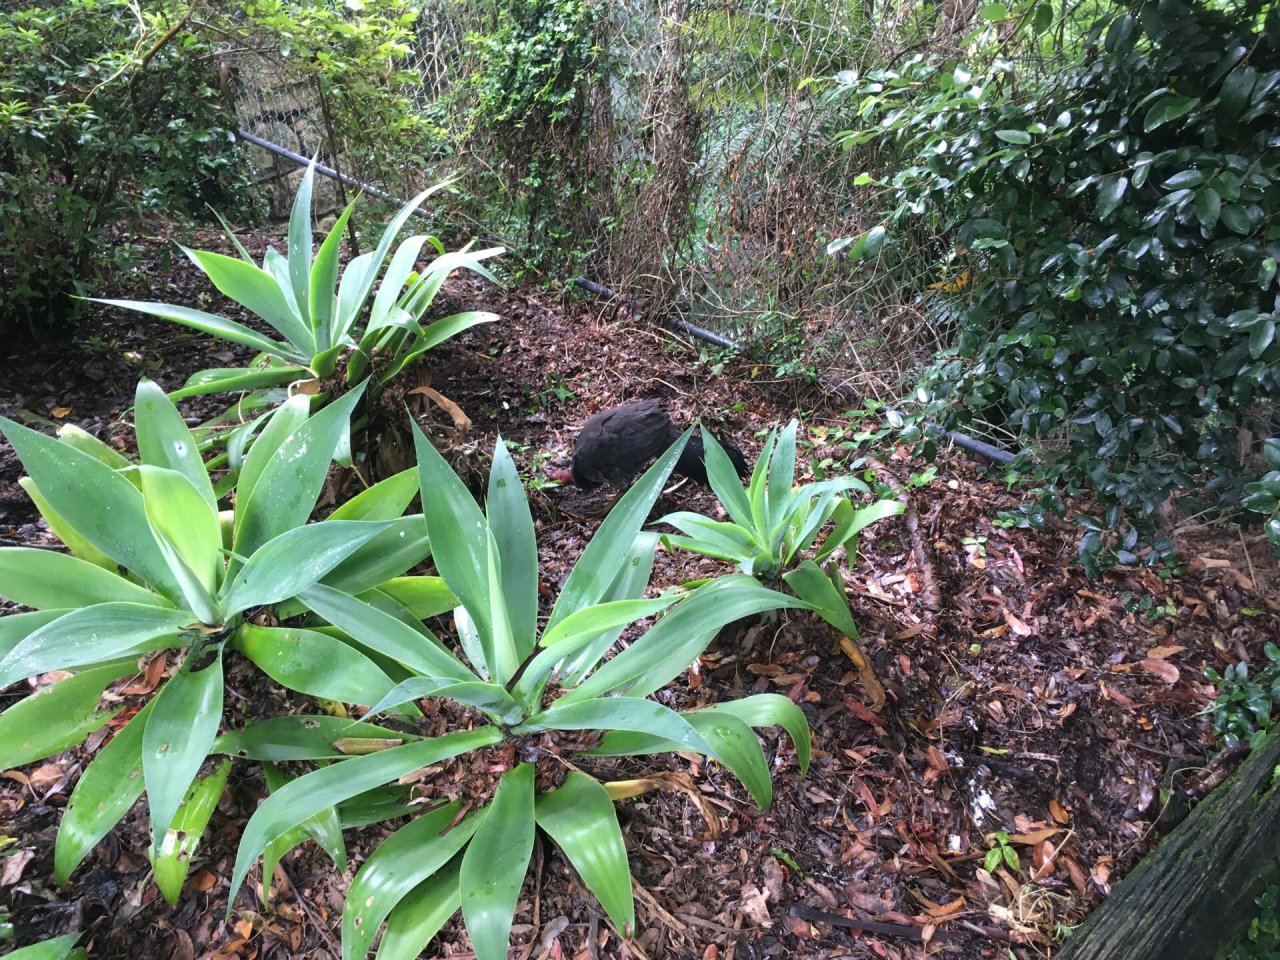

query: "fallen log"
left=1057, top=729, right=1280, bottom=960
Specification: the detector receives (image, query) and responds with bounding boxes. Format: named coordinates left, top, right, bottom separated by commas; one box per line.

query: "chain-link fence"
left=224, top=0, right=972, bottom=399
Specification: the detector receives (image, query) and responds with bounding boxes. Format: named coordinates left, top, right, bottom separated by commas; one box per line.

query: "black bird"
left=551, top=399, right=750, bottom=490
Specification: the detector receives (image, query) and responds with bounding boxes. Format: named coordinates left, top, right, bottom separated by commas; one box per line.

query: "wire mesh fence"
left=222, top=0, right=973, bottom=401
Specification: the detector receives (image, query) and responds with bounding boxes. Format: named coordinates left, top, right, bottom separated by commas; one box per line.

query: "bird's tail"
left=676, top=432, right=751, bottom=485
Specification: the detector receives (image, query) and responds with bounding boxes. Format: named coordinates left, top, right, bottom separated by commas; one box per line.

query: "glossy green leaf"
left=375, top=858, right=463, bottom=960
left=488, top=440, right=538, bottom=660
left=0, top=547, right=160, bottom=610
left=0, top=604, right=192, bottom=686
left=286, top=161, right=316, bottom=332
left=460, top=763, right=535, bottom=960
left=562, top=577, right=807, bottom=703
left=699, top=694, right=812, bottom=775
left=311, top=516, right=432, bottom=598
left=701, top=429, right=753, bottom=525
left=142, top=651, right=224, bottom=848
left=234, top=394, right=310, bottom=524
left=686, top=711, right=772, bottom=809
left=168, top=363, right=305, bottom=401
left=55, top=697, right=156, bottom=882
left=330, top=469, right=419, bottom=521
left=0, top=609, right=67, bottom=662
left=548, top=432, right=688, bottom=631
left=309, top=198, right=357, bottom=351
left=412, top=421, right=499, bottom=662
left=1096, top=174, right=1129, bottom=220
left=1249, top=320, right=1276, bottom=359
left=814, top=497, right=905, bottom=563
left=534, top=772, right=633, bottom=933
left=138, top=465, right=222, bottom=618
left=134, top=380, right=216, bottom=510
left=184, top=248, right=313, bottom=351
left=343, top=801, right=480, bottom=960
left=1143, top=95, right=1199, bottom=131
left=0, top=417, right=180, bottom=599
left=4, top=933, right=85, bottom=959
left=365, top=677, right=521, bottom=725
left=55, top=423, right=130, bottom=469
left=221, top=519, right=390, bottom=613
left=519, top=697, right=713, bottom=756
left=260, top=763, right=346, bottom=903
left=214, top=715, right=415, bottom=762
left=228, top=726, right=502, bottom=914
left=235, top=625, right=397, bottom=706
left=233, top=385, right=365, bottom=559
left=93, top=300, right=290, bottom=358
left=299, top=584, right=473, bottom=681
left=17, top=477, right=115, bottom=570
left=784, top=560, right=859, bottom=639
left=153, top=757, right=231, bottom=904
left=0, top=662, right=129, bottom=768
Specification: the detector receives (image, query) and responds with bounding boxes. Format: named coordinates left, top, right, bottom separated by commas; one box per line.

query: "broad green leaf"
left=1096, top=175, right=1129, bottom=220
left=4, top=933, right=85, bottom=959
left=309, top=515, right=432, bottom=598
left=518, top=697, right=714, bottom=756
left=814, top=498, right=905, bottom=563
left=413, top=422, right=498, bottom=657
left=0, top=547, right=160, bottom=610
left=0, top=662, right=129, bottom=768
left=994, top=128, right=1030, bottom=142
left=488, top=440, right=538, bottom=660
left=143, top=651, right=224, bottom=848
left=561, top=577, right=807, bottom=703
left=460, top=763, right=535, bottom=960
left=260, top=763, right=347, bottom=903
left=234, top=394, right=310, bottom=528
left=287, top=161, right=315, bottom=336
left=343, top=801, right=480, bottom=960
left=184, top=248, right=313, bottom=351
left=153, top=757, right=231, bottom=904
left=535, top=772, right=633, bottom=933
left=55, top=423, right=130, bottom=469
left=701, top=429, right=753, bottom=525
left=697, top=694, right=812, bottom=774
left=556, top=533, right=661, bottom=687
left=367, top=234, right=434, bottom=333
left=235, top=625, right=397, bottom=706
left=483, top=529, right=520, bottom=685
left=0, top=417, right=180, bottom=599
left=299, top=584, right=473, bottom=682
left=1143, top=95, right=1199, bottom=132
left=56, top=697, right=157, bottom=882
left=0, top=604, right=192, bottom=686
left=134, top=380, right=216, bottom=509
left=221, top=519, right=390, bottom=613
left=215, top=715, right=415, bottom=762
left=18, top=477, right=115, bottom=570
left=229, top=728, right=501, bottom=919
left=364, top=677, right=521, bottom=726
left=376, top=858, right=463, bottom=960
left=168, top=363, right=304, bottom=401
left=92, top=300, right=290, bottom=358
left=1249, top=320, right=1276, bottom=359
left=380, top=312, right=499, bottom=383
left=138, top=466, right=222, bottom=616
left=233, top=385, right=365, bottom=559
left=309, top=197, right=358, bottom=351
left=329, top=469, right=419, bottom=521
left=0, top=609, right=67, bottom=662
left=785, top=560, right=859, bottom=638
left=548, top=432, right=688, bottom=630
left=685, top=711, right=772, bottom=809
left=374, top=576, right=458, bottom=619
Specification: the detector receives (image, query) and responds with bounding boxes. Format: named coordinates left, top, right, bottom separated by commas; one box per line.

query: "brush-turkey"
left=551, top=399, right=750, bottom=490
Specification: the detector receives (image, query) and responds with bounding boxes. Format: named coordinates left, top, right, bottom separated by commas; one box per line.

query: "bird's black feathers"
left=570, top=399, right=750, bottom=490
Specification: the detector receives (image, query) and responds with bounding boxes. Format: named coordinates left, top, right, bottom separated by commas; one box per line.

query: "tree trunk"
left=1057, top=729, right=1280, bottom=960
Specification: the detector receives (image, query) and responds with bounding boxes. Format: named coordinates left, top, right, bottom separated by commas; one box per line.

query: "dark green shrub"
left=0, top=1, right=251, bottom=337
left=838, top=0, right=1280, bottom=567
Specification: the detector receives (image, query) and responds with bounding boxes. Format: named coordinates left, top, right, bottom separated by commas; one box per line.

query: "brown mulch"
left=2, top=226, right=1278, bottom=960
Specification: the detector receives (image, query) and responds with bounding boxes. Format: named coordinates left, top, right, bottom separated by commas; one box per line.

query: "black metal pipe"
left=236, top=128, right=436, bottom=219
left=571, top=278, right=1018, bottom=465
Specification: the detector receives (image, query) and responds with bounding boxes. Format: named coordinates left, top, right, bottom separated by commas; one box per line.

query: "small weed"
left=984, top=831, right=1020, bottom=874
left=1118, top=590, right=1176, bottom=622
left=1204, top=643, right=1280, bottom=749
left=961, top=535, right=988, bottom=559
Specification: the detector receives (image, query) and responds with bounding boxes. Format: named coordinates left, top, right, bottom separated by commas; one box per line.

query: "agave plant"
left=225, top=425, right=813, bottom=960
left=94, top=161, right=503, bottom=467
left=0, top=380, right=453, bottom=902
left=657, top=419, right=904, bottom=707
